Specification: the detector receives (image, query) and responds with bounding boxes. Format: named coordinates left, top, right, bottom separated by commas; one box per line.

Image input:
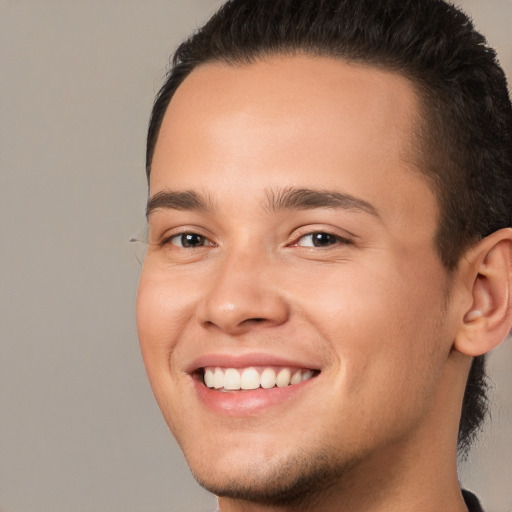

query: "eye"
left=296, top=232, right=350, bottom=248
left=165, top=232, right=213, bottom=248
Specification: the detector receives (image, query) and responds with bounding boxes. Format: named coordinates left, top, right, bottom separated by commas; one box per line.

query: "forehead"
left=152, top=55, right=422, bottom=181
left=150, top=55, right=435, bottom=233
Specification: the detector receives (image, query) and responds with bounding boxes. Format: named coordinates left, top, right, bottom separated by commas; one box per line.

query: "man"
left=136, top=0, right=512, bottom=510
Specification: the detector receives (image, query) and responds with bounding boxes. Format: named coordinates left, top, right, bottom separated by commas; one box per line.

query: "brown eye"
left=297, top=232, right=349, bottom=248
left=169, top=233, right=210, bottom=248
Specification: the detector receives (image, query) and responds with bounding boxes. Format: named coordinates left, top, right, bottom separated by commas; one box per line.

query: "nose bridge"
left=197, top=241, right=288, bottom=334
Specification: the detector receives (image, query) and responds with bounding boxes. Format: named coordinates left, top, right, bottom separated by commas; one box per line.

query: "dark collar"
left=462, top=489, right=484, bottom=512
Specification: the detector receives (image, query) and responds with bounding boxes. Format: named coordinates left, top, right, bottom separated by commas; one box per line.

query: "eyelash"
left=161, top=232, right=215, bottom=249
left=160, top=230, right=352, bottom=249
left=291, top=232, right=352, bottom=248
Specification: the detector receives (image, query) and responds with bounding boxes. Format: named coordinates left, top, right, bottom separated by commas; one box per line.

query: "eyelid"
left=145, top=213, right=216, bottom=244
left=143, top=220, right=212, bottom=245
left=160, top=228, right=216, bottom=248
left=287, top=225, right=355, bottom=247
left=296, top=233, right=351, bottom=247
left=164, top=232, right=215, bottom=248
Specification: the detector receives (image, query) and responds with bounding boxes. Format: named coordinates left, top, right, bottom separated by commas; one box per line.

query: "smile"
left=203, top=366, right=317, bottom=391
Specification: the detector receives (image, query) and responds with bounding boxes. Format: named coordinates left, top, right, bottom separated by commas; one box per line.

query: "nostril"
left=242, top=317, right=268, bottom=327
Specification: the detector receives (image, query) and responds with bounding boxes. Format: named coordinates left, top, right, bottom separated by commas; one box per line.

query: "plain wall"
left=0, top=1, right=510, bottom=511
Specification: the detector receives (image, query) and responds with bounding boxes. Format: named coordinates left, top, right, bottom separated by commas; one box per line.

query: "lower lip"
left=193, top=377, right=316, bottom=416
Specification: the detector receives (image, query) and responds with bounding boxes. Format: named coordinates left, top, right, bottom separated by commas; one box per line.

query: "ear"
left=454, top=228, right=512, bottom=357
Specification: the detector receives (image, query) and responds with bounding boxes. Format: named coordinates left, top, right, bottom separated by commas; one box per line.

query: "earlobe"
left=454, top=228, right=512, bottom=357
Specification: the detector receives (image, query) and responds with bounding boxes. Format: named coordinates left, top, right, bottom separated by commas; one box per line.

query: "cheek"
left=296, top=268, right=448, bottom=451
left=136, top=268, right=189, bottom=386
left=136, top=264, right=195, bottom=346
left=295, top=256, right=448, bottom=395
left=136, top=271, right=195, bottom=429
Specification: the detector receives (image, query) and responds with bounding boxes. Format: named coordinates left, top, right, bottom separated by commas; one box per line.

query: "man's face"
left=137, top=56, right=459, bottom=502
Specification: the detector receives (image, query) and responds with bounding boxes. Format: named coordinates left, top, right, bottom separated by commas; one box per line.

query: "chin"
left=187, top=445, right=358, bottom=508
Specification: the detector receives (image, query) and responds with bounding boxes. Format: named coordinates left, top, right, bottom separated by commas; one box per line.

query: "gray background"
left=0, top=1, right=510, bottom=511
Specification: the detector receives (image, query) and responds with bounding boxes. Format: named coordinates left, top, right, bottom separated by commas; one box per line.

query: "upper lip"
left=186, top=352, right=322, bottom=374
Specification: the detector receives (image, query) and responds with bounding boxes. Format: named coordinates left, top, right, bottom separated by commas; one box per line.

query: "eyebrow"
left=146, top=186, right=380, bottom=219
left=265, top=187, right=380, bottom=218
left=146, top=190, right=213, bottom=217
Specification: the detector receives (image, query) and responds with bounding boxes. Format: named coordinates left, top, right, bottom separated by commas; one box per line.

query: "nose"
left=196, top=250, right=289, bottom=336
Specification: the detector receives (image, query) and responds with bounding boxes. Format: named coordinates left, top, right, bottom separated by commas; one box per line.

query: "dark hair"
left=146, top=0, right=512, bottom=454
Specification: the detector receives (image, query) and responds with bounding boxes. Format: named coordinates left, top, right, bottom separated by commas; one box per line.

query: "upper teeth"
left=203, top=367, right=314, bottom=391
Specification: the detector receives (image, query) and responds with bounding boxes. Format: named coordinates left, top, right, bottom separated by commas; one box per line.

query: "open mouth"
left=201, top=366, right=319, bottom=391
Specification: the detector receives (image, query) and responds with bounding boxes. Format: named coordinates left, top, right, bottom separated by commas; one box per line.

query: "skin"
left=137, top=56, right=512, bottom=511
